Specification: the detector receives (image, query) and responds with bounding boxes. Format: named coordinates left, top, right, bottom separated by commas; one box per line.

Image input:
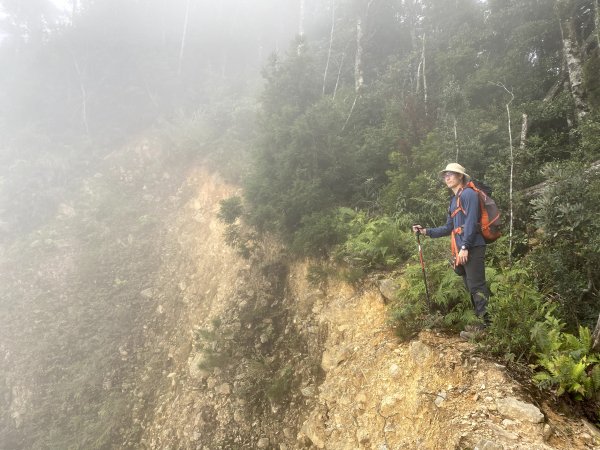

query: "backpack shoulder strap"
left=451, top=187, right=467, bottom=217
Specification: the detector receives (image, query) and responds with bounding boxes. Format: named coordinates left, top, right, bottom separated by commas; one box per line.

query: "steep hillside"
left=137, top=165, right=599, bottom=449
left=1, top=136, right=598, bottom=449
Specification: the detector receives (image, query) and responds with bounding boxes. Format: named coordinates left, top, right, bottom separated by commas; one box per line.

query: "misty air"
left=1, top=1, right=599, bottom=449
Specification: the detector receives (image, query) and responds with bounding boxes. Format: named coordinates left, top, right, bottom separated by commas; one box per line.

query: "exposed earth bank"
left=137, top=165, right=599, bottom=450
left=1, top=137, right=599, bottom=450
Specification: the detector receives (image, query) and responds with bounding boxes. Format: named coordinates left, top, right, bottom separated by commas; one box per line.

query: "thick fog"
left=0, top=1, right=322, bottom=448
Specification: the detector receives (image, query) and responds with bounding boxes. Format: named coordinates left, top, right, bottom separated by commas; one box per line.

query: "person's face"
left=442, top=171, right=463, bottom=190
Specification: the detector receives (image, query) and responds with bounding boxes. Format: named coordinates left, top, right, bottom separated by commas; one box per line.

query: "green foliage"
left=291, top=207, right=356, bottom=257
left=531, top=315, right=600, bottom=400
left=336, top=214, right=414, bottom=270
left=306, top=263, right=333, bottom=288
left=529, top=160, right=600, bottom=329
left=389, top=237, right=473, bottom=340
left=483, top=265, right=549, bottom=361
left=218, top=196, right=244, bottom=225
left=339, top=266, right=367, bottom=285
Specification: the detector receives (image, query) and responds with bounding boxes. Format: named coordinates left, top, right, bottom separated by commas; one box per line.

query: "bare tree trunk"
left=73, top=58, right=89, bottom=137
left=333, top=52, right=345, bottom=100
left=520, top=113, right=528, bottom=151
left=323, top=0, right=336, bottom=96
left=178, top=0, right=191, bottom=78
left=559, top=16, right=588, bottom=120
left=342, top=95, right=359, bottom=131
left=596, top=0, right=600, bottom=49
left=593, top=313, right=600, bottom=352
left=354, top=17, right=364, bottom=92
left=298, top=0, right=305, bottom=54
left=299, top=0, right=305, bottom=37
left=416, top=60, right=422, bottom=94
left=422, top=33, right=428, bottom=114
left=453, top=116, right=459, bottom=161
left=354, top=0, right=374, bottom=93
left=493, top=82, right=515, bottom=263
left=507, top=97, right=515, bottom=265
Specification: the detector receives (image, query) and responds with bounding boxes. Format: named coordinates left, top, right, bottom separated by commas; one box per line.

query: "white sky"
left=51, top=0, right=72, bottom=12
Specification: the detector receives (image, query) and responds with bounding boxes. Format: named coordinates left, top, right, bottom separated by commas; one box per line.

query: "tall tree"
left=556, top=0, right=590, bottom=120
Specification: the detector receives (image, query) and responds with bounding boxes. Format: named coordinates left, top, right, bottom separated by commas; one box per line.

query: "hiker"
left=412, top=163, right=490, bottom=339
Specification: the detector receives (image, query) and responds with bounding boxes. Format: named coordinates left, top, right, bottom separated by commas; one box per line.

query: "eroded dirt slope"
left=138, top=166, right=599, bottom=450
left=2, top=135, right=598, bottom=450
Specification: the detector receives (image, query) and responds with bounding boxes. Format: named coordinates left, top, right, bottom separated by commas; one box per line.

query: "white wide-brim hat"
left=440, top=163, right=470, bottom=180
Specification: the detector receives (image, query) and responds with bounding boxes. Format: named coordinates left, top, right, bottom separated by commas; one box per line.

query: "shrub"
left=306, top=263, right=332, bottom=288
left=390, top=237, right=474, bottom=340
left=291, top=207, right=355, bottom=257
left=483, top=265, right=548, bottom=362
left=337, top=214, right=414, bottom=270
left=218, top=196, right=244, bottom=224
left=531, top=314, right=600, bottom=400
left=529, top=160, right=600, bottom=330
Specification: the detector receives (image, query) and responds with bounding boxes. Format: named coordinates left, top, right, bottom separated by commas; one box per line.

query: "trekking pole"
left=415, top=231, right=432, bottom=311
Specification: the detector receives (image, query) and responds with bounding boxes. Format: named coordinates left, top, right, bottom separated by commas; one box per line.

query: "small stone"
left=140, top=288, right=154, bottom=298
left=301, top=386, right=316, bottom=397
left=357, top=429, right=370, bottom=444
left=355, top=392, right=368, bottom=410
left=380, top=396, right=398, bottom=417
left=234, top=410, right=244, bottom=423
left=501, top=419, right=517, bottom=428
left=257, top=437, right=269, bottom=448
left=389, top=364, right=400, bottom=377
left=543, top=424, right=552, bottom=441
left=496, top=397, right=544, bottom=423
left=409, top=341, right=432, bottom=363
left=215, top=383, right=231, bottom=395
left=581, top=432, right=592, bottom=441
left=377, top=279, right=400, bottom=302
left=434, top=391, right=447, bottom=407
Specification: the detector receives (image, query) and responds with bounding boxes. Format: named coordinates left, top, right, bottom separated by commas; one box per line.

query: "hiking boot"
left=464, top=324, right=485, bottom=333
left=460, top=324, right=487, bottom=341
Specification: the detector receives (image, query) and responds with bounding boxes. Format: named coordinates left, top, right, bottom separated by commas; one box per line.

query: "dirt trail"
left=290, top=267, right=597, bottom=449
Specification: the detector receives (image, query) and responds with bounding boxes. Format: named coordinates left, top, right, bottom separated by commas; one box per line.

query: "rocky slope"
left=136, top=166, right=600, bottom=450
left=1, top=135, right=599, bottom=450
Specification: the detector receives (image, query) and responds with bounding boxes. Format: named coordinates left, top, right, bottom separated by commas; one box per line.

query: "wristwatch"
left=461, top=245, right=467, bottom=250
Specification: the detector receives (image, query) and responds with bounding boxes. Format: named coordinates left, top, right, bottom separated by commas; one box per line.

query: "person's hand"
left=458, top=248, right=469, bottom=265
left=412, top=225, right=426, bottom=235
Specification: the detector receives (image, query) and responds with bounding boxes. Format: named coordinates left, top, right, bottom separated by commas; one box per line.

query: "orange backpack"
left=453, top=181, right=502, bottom=243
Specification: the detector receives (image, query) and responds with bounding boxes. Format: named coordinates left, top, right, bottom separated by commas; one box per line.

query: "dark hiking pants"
left=461, top=245, right=490, bottom=323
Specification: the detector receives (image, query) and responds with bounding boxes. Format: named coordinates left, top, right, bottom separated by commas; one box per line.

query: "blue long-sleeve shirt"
left=426, top=187, right=486, bottom=249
